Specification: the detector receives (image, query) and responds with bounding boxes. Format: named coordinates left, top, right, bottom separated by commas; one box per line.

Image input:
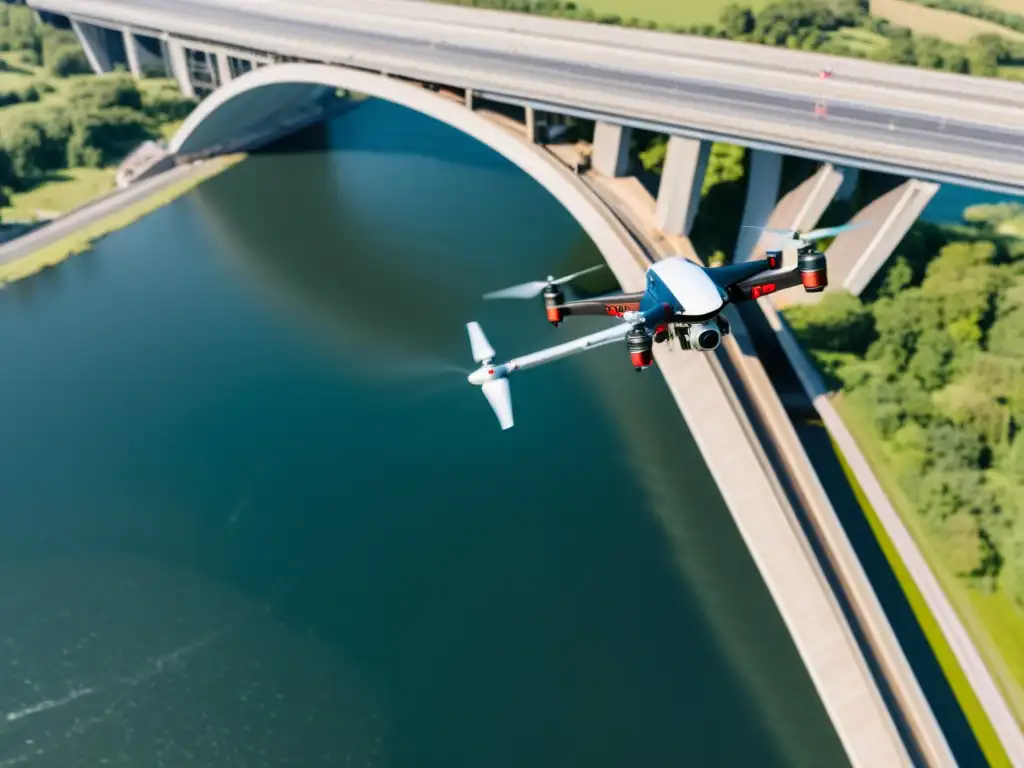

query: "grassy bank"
left=0, top=154, right=245, bottom=286
left=824, top=422, right=1013, bottom=767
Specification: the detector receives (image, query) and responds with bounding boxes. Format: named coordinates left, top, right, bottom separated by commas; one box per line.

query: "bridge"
left=22, top=0, right=1024, bottom=764
left=31, top=0, right=1024, bottom=298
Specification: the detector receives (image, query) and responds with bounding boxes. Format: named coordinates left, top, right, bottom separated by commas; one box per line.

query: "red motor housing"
left=798, top=249, right=828, bottom=293
left=626, top=328, right=653, bottom=371
left=543, top=285, right=565, bottom=326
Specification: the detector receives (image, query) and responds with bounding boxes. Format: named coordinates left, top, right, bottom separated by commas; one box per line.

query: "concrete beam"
left=733, top=149, right=783, bottom=262
left=836, top=165, right=859, bottom=202
left=834, top=179, right=940, bottom=296
left=70, top=19, right=113, bottom=74
left=654, top=136, right=710, bottom=237
left=122, top=28, right=142, bottom=79
left=216, top=52, right=233, bottom=87
left=591, top=122, right=632, bottom=178
left=165, top=39, right=195, bottom=99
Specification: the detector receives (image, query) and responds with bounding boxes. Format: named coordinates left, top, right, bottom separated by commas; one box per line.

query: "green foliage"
left=67, top=108, right=156, bottom=167
left=0, top=81, right=40, bottom=107
left=787, top=225, right=1024, bottom=605
left=65, top=74, right=144, bottom=112
left=784, top=291, right=876, bottom=354
left=141, top=81, right=199, bottom=123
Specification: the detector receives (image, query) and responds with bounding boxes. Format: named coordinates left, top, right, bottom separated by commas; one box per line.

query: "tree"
left=719, top=3, right=755, bottom=37
left=783, top=291, right=876, bottom=354
left=47, top=44, right=91, bottom=77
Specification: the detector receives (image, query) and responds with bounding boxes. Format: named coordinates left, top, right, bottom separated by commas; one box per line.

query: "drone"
left=466, top=223, right=858, bottom=429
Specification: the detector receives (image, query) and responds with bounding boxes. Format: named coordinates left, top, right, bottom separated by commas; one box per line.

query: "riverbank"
left=0, top=154, right=245, bottom=286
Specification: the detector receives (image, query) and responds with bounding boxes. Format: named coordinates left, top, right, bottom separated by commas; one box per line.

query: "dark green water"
left=0, top=101, right=847, bottom=767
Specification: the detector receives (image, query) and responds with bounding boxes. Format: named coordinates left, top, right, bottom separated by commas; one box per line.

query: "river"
left=0, top=101, right=854, bottom=767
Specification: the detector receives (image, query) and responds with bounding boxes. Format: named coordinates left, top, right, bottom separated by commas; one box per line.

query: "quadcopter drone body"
left=467, top=225, right=854, bottom=429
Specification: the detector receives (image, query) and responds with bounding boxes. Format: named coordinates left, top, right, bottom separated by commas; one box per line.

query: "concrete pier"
left=654, top=136, right=710, bottom=237
left=71, top=19, right=113, bottom=74
left=166, top=38, right=196, bottom=98
left=838, top=179, right=940, bottom=295
left=122, top=27, right=142, bottom=78
left=216, top=52, right=233, bottom=87
left=733, top=150, right=783, bottom=262
left=591, top=122, right=632, bottom=178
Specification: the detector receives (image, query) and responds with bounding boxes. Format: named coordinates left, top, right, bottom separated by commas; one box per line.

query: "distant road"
left=30, top=0, right=1024, bottom=194
left=0, top=162, right=206, bottom=269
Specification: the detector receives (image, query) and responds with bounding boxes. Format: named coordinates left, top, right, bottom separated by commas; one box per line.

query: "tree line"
left=785, top=209, right=1024, bottom=606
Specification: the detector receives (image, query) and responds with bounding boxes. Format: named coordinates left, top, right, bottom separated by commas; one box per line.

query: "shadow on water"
left=736, top=303, right=988, bottom=768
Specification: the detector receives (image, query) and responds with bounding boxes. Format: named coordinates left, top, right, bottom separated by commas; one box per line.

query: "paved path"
left=0, top=161, right=210, bottom=269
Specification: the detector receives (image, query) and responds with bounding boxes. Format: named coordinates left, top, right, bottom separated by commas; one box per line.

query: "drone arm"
left=727, top=266, right=803, bottom=302
left=506, top=322, right=633, bottom=373
left=558, top=292, right=645, bottom=318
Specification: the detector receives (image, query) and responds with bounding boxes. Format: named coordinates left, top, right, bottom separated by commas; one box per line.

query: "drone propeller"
left=482, top=264, right=606, bottom=300
left=744, top=222, right=865, bottom=250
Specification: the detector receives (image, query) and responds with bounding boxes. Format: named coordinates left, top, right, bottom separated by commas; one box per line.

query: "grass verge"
left=823, top=413, right=1013, bottom=768
left=0, top=154, right=245, bottom=286
left=870, top=0, right=1024, bottom=41
left=2, top=167, right=117, bottom=222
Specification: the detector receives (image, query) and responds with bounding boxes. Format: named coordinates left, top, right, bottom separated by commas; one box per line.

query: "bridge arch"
left=168, top=63, right=644, bottom=290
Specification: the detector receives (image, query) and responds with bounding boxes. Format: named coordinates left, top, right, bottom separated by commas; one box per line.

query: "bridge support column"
left=525, top=106, right=536, bottom=143
left=833, top=179, right=940, bottom=296
left=122, top=28, right=143, bottom=79
left=591, top=122, right=632, bottom=178
left=654, top=136, right=710, bottom=236
left=733, top=150, right=783, bottom=263
left=836, top=166, right=859, bottom=201
left=216, top=52, right=233, bottom=88
left=71, top=19, right=114, bottom=74
left=166, top=39, right=195, bottom=99
left=464, top=87, right=474, bottom=109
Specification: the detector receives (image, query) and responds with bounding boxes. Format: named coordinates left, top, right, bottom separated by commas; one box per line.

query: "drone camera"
left=543, top=284, right=565, bottom=326
left=683, top=321, right=722, bottom=352
left=798, top=250, right=828, bottom=293
left=626, top=327, right=654, bottom=370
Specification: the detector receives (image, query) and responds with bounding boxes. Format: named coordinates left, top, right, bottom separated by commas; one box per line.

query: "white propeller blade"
left=801, top=222, right=863, bottom=241
left=482, top=378, right=514, bottom=430
left=466, top=321, right=495, bottom=363
left=483, top=280, right=550, bottom=300
left=482, top=264, right=606, bottom=300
